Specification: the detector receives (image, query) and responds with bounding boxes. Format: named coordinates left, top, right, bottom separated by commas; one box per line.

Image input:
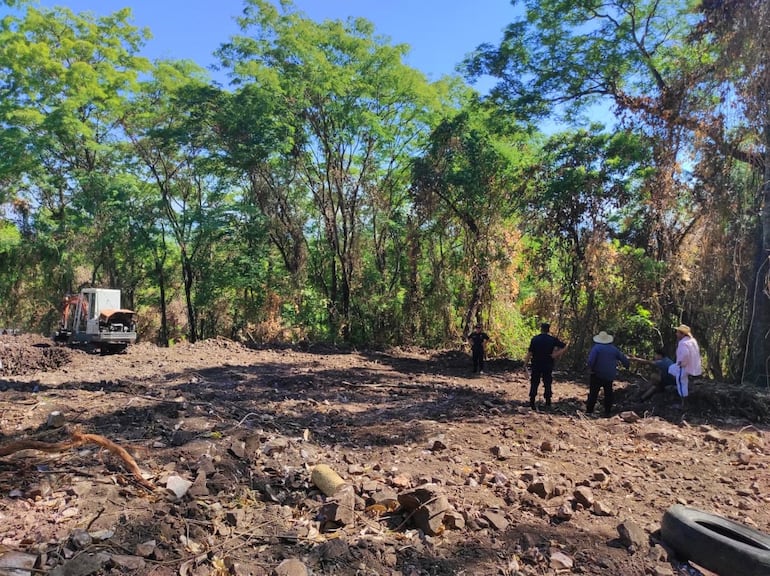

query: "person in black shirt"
left=524, top=322, right=568, bottom=409
left=467, top=324, right=491, bottom=374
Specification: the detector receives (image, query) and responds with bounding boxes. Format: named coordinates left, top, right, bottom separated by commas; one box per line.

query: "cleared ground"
left=1, top=333, right=768, bottom=575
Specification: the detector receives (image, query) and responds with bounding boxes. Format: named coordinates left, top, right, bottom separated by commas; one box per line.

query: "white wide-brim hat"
left=675, top=324, right=692, bottom=336
left=593, top=331, right=614, bottom=344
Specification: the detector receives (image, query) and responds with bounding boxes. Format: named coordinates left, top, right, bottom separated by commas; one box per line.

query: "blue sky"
left=13, top=0, right=519, bottom=84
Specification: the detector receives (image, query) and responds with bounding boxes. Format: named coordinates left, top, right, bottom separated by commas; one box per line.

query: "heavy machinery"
left=54, top=288, right=137, bottom=353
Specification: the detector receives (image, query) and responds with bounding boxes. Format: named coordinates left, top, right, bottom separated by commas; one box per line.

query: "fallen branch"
left=0, top=438, right=80, bottom=456
left=0, top=429, right=154, bottom=491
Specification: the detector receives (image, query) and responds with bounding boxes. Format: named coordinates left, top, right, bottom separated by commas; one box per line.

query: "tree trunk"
left=341, top=269, right=351, bottom=341
left=326, top=257, right=339, bottom=339
left=404, top=218, right=421, bottom=345
left=157, top=259, right=168, bottom=347
left=463, top=258, right=487, bottom=337
left=571, top=286, right=596, bottom=370
left=182, top=254, right=197, bottom=344
left=744, top=171, right=770, bottom=387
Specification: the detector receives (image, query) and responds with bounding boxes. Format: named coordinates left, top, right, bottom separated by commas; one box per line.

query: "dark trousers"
left=529, top=364, right=553, bottom=404
left=472, top=348, right=485, bottom=372
left=587, top=374, right=613, bottom=415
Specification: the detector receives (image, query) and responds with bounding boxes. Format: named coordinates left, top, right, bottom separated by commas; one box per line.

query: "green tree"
left=687, top=0, right=770, bottom=383
left=0, top=3, right=149, bottom=318
left=214, top=81, right=313, bottom=339
left=218, top=0, right=442, bottom=341
left=467, top=0, right=770, bottom=379
left=520, top=127, right=652, bottom=357
left=0, top=219, right=23, bottom=325
left=123, top=61, right=233, bottom=343
left=412, top=104, right=530, bottom=342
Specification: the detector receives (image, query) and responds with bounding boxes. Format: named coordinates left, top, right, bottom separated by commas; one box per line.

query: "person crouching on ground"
left=586, top=330, right=629, bottom=417
left=668, top=324, right=702, bottom=410
left=524, top=322, right=568, bottom=410
left=468, top=323, right=490, bottom=374
left=630, top=348, right=676, bottom=401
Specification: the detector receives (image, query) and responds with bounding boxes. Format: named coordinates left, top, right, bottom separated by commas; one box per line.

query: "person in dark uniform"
left=468, top=323, right=491, bottom=374
left=524, top=322, right=568, bottom=409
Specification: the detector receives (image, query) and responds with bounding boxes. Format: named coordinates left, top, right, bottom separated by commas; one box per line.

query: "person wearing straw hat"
left=586, top=330, right=629, bottom=417
left=668, top=324, right=702, bottom=410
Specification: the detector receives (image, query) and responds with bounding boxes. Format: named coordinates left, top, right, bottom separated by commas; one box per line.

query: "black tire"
left=661, top=504, right=770, bottom=576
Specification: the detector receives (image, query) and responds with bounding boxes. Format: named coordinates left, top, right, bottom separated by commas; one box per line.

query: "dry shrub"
left=236, top=321, right=303, bottom=345
left=235, top=291, right=305, bottom=345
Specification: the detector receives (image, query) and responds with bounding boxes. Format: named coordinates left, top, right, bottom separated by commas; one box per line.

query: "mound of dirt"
left=0, top=333, right=72, bottom=377
left=686, top=380, right=770, bottom=423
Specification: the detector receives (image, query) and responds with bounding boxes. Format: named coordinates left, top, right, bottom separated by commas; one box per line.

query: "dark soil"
left=1, top=333, right=769, bottom=575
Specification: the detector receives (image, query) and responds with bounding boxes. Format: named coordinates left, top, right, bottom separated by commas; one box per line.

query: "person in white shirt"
left=668, top=324, right=702, bottom=409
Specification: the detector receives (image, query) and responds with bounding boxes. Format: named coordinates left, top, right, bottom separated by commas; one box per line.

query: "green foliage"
left=218, top=0, right=447, bottom=342
left=0, top=0, right=762, bottom=382
left=488, top=296, right=532, bottom=359
left=0, top=220, right=21, bottom=252
left=411, top=102, right=533, bottom=340
left=465, top=0, right=693, bottom=122
left=0, top=3, right=150, bottom=303
left=518, top=127, right=653, bottom=340
left=0, top=220, right=22, bottom=321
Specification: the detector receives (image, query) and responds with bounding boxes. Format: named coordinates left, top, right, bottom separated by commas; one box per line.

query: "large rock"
left=643, top=427, right=685, bottom=444
left=48, top=552, right=110, bottom=576
left=273, top=558, right=308, bottom=576
left=319, top=485, right=356, bottom=530
left=311, top=464, right=347, bottom=496
left=573, top=486, right=594, bottom=508
left=398, top=484, right=453, bottom=536
left=703, top=429, right=729, bottom=445
left=617, top=520, right=647, bottom=551
left=481, top=509, right=510, bottom=531
left=528, top=477, right=556, bottom=499
left=550, top=550, right=574, bottom=570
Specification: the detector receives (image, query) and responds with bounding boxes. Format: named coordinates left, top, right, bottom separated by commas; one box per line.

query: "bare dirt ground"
left=1, top=333, right=769, bottom=576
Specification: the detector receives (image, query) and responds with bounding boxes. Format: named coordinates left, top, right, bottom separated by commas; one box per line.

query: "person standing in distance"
left=524, top=322, right=568, bottom=410
left=668, top=324, right=702, bottom=410
left=468, top=323, right=491, bottom=374
left=586, top=330, right=630, bottom=417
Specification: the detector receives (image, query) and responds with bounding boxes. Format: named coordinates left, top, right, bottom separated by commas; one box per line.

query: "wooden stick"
left=0, top=438, right=80, bottom=456
left=0, top=430, right=154, bottom=491
left=72, top=431, right=154, bottom=491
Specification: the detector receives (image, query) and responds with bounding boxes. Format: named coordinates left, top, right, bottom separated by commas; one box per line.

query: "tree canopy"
left=0, top=0, right=767, bottom=384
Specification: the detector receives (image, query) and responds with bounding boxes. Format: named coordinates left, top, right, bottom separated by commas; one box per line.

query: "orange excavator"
left=54, top=288, right=136, bottom=353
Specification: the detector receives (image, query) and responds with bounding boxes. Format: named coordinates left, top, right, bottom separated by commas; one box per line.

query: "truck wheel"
left=661, top=504, right=770, bottom=576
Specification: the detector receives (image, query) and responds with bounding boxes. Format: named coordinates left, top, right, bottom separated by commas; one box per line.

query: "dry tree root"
left=0, top=429, right=154, bottom=491
left=0, top=438, right=80, bottom=456
left=71, top=430, right=155, bottom=491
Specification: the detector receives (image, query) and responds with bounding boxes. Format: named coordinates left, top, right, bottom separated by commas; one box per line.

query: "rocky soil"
left=1, top=333, right=769, bottom=576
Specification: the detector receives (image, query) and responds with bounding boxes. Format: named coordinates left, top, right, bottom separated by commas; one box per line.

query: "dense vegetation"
left=0, top=0, right=767, bottom=384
